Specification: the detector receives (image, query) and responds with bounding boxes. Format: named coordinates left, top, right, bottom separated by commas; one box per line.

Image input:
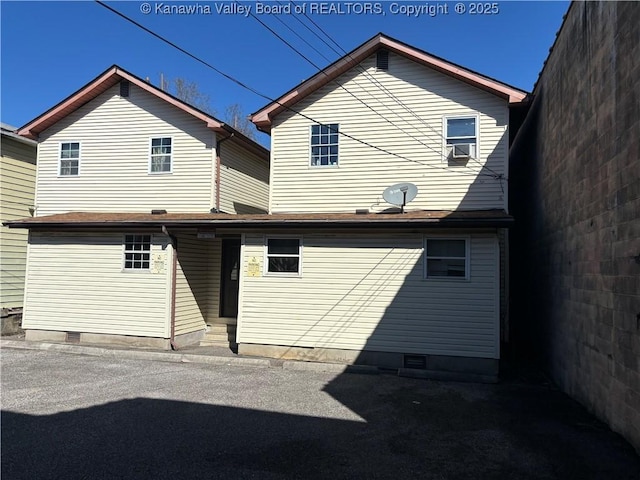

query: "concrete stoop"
left=1, top=309, right=23, bottom=336
left=200, top=324, right=237, bottom=348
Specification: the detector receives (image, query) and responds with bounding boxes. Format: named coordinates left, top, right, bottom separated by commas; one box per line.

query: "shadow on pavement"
left=2, top=372, right=639, bottom=479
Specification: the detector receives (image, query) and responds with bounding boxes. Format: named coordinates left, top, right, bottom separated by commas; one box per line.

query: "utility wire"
left=291, top=2, right=503, bottom=178
left=270, top=4, right=334, bottom=63
left=95, top=1, right=491, bottom=178
left=245, top=3, right=498, bottom=177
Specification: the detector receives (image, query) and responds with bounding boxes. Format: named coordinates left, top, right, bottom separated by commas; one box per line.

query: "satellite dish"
left=382, top=182, right=418, bottom=213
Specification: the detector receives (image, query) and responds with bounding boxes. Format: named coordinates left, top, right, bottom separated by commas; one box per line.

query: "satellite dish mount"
left=382, top=182, right=418, bottom=214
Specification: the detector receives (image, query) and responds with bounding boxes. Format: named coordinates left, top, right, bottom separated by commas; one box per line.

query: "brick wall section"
left=510, top=2, right=639, bottom=452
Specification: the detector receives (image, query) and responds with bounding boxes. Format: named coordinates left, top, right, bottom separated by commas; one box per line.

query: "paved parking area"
left=2, top=348, right=639, bottom=479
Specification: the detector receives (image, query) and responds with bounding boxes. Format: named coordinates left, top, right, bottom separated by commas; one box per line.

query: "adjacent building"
left=1, top=123, right=37, bottom=332
left=9, top=66, right=269, bottom=348
left=509, top=2, right=639, bottom=452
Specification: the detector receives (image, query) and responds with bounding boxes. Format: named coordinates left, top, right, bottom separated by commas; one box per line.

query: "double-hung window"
left=424, top=238, right=469, bottom=279
left=59, top=142, right=80, bottom=176
left=445, top=116, right=477, bottom=159
left=265, top=237, right=301, bottom=275
left=310, top=124, right=339, bottom=166
left=150, top=137, right=172, bottom=173
left=124, top=235, right=151, bottom=270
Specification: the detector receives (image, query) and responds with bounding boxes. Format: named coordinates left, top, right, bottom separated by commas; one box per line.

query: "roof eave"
left=1, top=129, right=37, bottom=146
left=5, top=217, right=513, bottom=230
left=250, top=33, right=529, bottom=131
left=17, top=65, right=229, bottom=140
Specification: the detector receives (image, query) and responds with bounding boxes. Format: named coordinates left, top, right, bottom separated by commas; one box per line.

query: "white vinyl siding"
left=175, top=233, right=208, bottom=335
left=269, top=51, right=509, bottom=213
left=22, top=232, right=170, bottom=337
left=238, top=232, right=499, bottom=359
left=0, top=137, right=37, bottom=308
left=218, top=140, right=269, bottom=214
left=34, top=84, right=215, bottom=216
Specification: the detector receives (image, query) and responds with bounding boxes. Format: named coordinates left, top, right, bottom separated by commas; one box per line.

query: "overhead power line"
left=241, top=2, right=476, bottom=174
left=95, top=1, right=496, bottom=178
left=289, top=2, right=503, bottom=178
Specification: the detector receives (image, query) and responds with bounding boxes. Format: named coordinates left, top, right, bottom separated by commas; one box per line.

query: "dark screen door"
left=220, top=239, right=241, bottom=318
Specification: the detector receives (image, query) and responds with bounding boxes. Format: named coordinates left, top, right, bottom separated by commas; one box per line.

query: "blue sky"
left=1, top=0, right=568, bottom=145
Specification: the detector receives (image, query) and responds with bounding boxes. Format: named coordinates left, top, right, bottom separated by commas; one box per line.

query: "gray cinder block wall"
left=509, top=1, right=639, bottom=452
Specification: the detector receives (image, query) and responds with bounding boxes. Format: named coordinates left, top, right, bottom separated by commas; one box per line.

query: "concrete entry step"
left=200, top=324, right=237, bottom=347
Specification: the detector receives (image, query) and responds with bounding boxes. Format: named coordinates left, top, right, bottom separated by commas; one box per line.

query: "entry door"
left=220, top=239, right=241, bottom=318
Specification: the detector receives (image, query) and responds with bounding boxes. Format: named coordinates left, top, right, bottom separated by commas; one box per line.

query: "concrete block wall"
left=509, top=2, right=639, bottom=452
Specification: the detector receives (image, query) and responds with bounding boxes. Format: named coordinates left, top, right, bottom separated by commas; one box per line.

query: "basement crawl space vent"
left=66, top=332, right=81, bottom=343
left=404, top=355, right=427, bottom=369
left=120, top=80, right=130, bottom=97
left=376, top=50, right=389, bottom=71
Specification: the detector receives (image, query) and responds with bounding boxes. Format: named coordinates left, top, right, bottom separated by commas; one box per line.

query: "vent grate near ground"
left=404, top=355, right=427, bottom=369
left=66, top=332, right=80, bottom=343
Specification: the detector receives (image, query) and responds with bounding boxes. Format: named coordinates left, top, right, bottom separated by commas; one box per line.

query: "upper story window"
left=310, top=124, right=339, bottom=167
left=265, top=237, right=301, bottom=276
left=424, top=237, right=469, bottom=280
left=123, top=235, right=151, bottom=270
left=150, top=137, right=172, bottom=173
left=445, top=116, right=477, bottom=159
left=59, top=142, right=80, bottom=176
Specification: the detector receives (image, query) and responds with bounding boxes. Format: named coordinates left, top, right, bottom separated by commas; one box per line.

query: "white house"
left=8, top=65, right=270, bottom=348
left=245, top=33, right=526, bottom=376
left=8, top=35, right=527, bottom=378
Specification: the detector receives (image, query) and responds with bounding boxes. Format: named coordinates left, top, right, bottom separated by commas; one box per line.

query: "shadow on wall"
left=233, top=201, right=268, bottom=214
left=256, top=233, right=499, bottom=370
left=507, top=86, right=552, bottom=366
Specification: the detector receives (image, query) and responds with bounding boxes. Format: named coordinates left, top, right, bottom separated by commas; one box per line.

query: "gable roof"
left=251, top=33, right=529, bottom=132
left=17, top=65, right=268, bottom=157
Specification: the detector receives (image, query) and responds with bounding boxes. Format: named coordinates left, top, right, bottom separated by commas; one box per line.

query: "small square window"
left=150, top=137, right=172, bottom=173
left=124, top=235, right=151, bottom=270
left=425, top=238, right=469, bottom=279
left=310, top=124, right=339, bottom=166
left=265, top=238, right=301, bottom=275
left=59, top=142, right=80, bottom=176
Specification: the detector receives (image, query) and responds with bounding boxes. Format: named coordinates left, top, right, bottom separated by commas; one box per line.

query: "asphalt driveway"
left=1, top=348, right=638, bottom=479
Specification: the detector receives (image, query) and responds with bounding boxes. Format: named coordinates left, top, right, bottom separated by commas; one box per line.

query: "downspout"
left=162, top=225, right=179, bottom=350
left=215, top=133, right=235, bottom=212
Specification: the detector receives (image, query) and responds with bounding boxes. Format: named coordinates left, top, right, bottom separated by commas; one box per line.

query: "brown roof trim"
left=16, top=65, right=268, bottom=159
left=5, top=210, right=513, bottom=230
left=251, top=33, right=529, bottom=132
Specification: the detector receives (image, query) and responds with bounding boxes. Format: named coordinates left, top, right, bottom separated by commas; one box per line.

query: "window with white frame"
left=424, top=238, right=469, bottom=279
left=124, top=235, right=151, bottom=270
left=445, top=117, right=477, bottom=158
left=59, top=142, right=80, bottom=176
left=150, top=137, right=172, bottom=173
left=265, top=237, right=301, bottom=275
left=310, top=124, right=339, bottom=166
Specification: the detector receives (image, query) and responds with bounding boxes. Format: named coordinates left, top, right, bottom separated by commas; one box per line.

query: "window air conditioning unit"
left=451, top=143, right=472, bottom=158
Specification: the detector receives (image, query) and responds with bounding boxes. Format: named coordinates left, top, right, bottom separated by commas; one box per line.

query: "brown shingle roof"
left=5, top=210, right=513, bottom=229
